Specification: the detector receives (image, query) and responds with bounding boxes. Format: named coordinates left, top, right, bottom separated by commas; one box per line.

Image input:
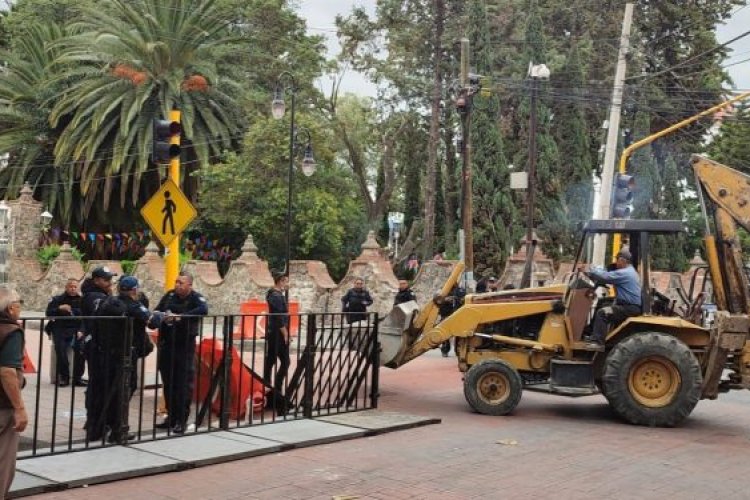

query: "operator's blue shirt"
left=587, top=265, right=642, bottom=307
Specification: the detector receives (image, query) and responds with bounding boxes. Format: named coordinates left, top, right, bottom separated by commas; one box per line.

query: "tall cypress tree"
left=708, top=102, right=750, bottom=174
left=466, top=0, right=521, bottom=274
left=553, top=42, right=593, bottom=257
left=512, top=1, right=565, bottom=261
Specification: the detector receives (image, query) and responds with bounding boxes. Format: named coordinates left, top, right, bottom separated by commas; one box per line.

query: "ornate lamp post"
left=272, top=72, right=316, bottom=282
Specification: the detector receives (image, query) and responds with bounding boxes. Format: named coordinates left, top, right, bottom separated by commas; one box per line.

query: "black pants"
left=85, top=353, right=131, bottom=441
left=158, top=342, right=195, bottom=427
left=53, top=330, right=85, bottom=383
left=592, top=303, right=641, bottom=342
left=264, top=330, right=290, bottom=401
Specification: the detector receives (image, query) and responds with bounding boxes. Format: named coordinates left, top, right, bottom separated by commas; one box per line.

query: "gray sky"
left=717, top=6, right=750, bottom=90
left=297, top=1, right=750, bottom=95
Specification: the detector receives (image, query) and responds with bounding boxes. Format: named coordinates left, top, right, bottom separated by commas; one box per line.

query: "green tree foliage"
left=553, top=43, right=593, bottom=257
left=197, top=115, right=368, bottom=279
left=49, top=0, right=243, bottom=216
left=467, top=0, right=521, bottom=274
left=512, top=2, right=565, bottom=261
left=707, top=102, right=750, bottom=174
left=0, top=23, right=72, bottom=217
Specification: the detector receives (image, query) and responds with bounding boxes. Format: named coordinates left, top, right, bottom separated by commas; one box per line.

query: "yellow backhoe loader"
left=379, top=155, right=750, bottom=427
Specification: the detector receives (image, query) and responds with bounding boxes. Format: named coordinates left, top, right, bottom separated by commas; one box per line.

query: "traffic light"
left=611, top=173, right=635, bottom=218
left=152, top=118, right=181, bottom=163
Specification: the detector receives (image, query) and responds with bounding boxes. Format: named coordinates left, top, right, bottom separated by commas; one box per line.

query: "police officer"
left=393, top=279, right=417, bottom=306
left=117, top=276, right=160, bottom=394
left=341, top=278, right=373, bottom=324
left=154, top=272, right=207, bottom=434
left=80, top=266, right=116, bottom=442
left=46, top=278, right=86, bottom=387
left=265, top=272, right=291, bottom=413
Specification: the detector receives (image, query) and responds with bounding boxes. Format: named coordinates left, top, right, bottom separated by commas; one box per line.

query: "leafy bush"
left=36, top=244, right=84, bottom=269
left=121, top=260, right=136, bottom=275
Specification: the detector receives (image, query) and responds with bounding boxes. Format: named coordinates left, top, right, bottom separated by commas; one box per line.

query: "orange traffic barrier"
left=193, top=338, right=265, bottom=419
left=22, top=348, right=36, bottom=374
left=233, top=299, right=300, bottom=339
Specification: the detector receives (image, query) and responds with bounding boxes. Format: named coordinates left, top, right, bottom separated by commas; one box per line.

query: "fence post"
left=369, top=314, right=380, bottom=409
left=219, top=315, right=233, bottom=430
left=303, top=314, right=316, bottom=418
left=117, top=317, right=134, bottom=443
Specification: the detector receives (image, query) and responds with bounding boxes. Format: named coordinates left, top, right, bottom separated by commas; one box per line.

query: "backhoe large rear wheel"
left=464, top=360, right=523, bottom=416
left=602, top=332, right=702, bottom=427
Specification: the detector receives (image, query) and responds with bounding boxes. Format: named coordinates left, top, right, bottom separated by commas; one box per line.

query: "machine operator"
left=585, top=249, right=642, bottom=344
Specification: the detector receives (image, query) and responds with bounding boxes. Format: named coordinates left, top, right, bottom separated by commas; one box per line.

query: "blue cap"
left=119, top=276, right=139, bottom=291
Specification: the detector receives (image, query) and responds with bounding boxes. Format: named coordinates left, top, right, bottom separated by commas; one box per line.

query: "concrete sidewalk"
left=10, top=410, right=440, bottom=498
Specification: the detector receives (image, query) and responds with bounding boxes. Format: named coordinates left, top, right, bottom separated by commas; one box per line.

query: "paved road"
left=26, top=350, right=750, bottom=499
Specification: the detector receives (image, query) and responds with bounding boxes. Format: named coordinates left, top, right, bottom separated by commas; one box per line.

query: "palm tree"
left=50, top=0, right=243, bottom=218
left=0, top=23, right=74, bottom=216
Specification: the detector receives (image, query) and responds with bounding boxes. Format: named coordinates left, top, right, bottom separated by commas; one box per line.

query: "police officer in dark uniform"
left=265, top=272, right=291, bottom=413
left=341, top=278, right=373, bottom=324
left=46, top=278, right=86, bottom=387
left=117, top=276, right=160, bottom=394
left=80, top=266, right=116, bottom=442
left=154, top=272, right=207, bottom=434
left=393, top=279, right=417, bottom=306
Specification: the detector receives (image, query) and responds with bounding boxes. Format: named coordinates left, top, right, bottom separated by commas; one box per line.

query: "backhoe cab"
left=379, top=214, right=745, bottom=427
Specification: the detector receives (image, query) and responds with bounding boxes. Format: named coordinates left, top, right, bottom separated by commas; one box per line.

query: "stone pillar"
left=217, top=234, right=274, bottom=314
left=7, top=182, right=43, bottom=259
left=133, top=241, right=166, bottom=304
left=499, top=231, right=555, bottom=289
left=289, top=260, right=336, bottom=313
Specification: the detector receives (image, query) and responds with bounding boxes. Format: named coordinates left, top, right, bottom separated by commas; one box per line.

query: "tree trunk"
left=421, top=0, right=445, bottom=261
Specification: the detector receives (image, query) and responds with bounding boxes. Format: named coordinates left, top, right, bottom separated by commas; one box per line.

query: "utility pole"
left=592, top=2, right=634, bottom=268
left=458, top=38, right=474, bottom=291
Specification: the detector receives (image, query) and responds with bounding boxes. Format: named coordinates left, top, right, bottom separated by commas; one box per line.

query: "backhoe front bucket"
left=378, top=300, right=421, bottom=367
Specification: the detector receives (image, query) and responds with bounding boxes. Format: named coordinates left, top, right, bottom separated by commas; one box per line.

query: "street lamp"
left=40, top=209, right=53, bottom=229
left=520, top=63, right=550, bottom=289
left=272, top=72, right=316, bottom=284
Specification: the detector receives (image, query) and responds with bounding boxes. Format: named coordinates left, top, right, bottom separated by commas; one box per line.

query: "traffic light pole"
left=165, top=108, right=181, bottom=291
left=592, top=2, right=634, bottom=268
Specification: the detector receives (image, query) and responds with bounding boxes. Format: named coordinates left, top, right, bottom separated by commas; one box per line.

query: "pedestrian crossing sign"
left=140, top=179, right=197, bottom=246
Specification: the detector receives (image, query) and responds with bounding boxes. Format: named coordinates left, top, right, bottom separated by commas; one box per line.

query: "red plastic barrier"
left=193, top=338, right=265, bottom=419
left=23, top=348, right=35, bottom=374
left=233, top=299, right=299, bottom=339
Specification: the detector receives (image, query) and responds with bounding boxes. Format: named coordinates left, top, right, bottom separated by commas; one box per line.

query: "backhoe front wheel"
left=603, top=332, right=702, bottom=427
left=464, top=360, right=523, bottom=416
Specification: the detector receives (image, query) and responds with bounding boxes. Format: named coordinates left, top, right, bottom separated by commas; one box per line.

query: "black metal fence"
left=17, top=312, right=379, bottom=458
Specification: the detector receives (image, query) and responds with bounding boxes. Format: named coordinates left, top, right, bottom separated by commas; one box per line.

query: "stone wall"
left=411, top=260, right=458, bottom=307
left=7, top=183, right=43, bottom=259
left=6, top=186, right=711, bottom=315
left=11, top=243, right=83, bottom=310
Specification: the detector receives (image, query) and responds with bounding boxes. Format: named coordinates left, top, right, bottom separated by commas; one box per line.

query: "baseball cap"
left=488, top=276, right=497, bottom=282
left=92, top=266, right=117, bottom=279
left=616, top=249, right=632, bottom=261
left=118, top=276, right=139, bottom=291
